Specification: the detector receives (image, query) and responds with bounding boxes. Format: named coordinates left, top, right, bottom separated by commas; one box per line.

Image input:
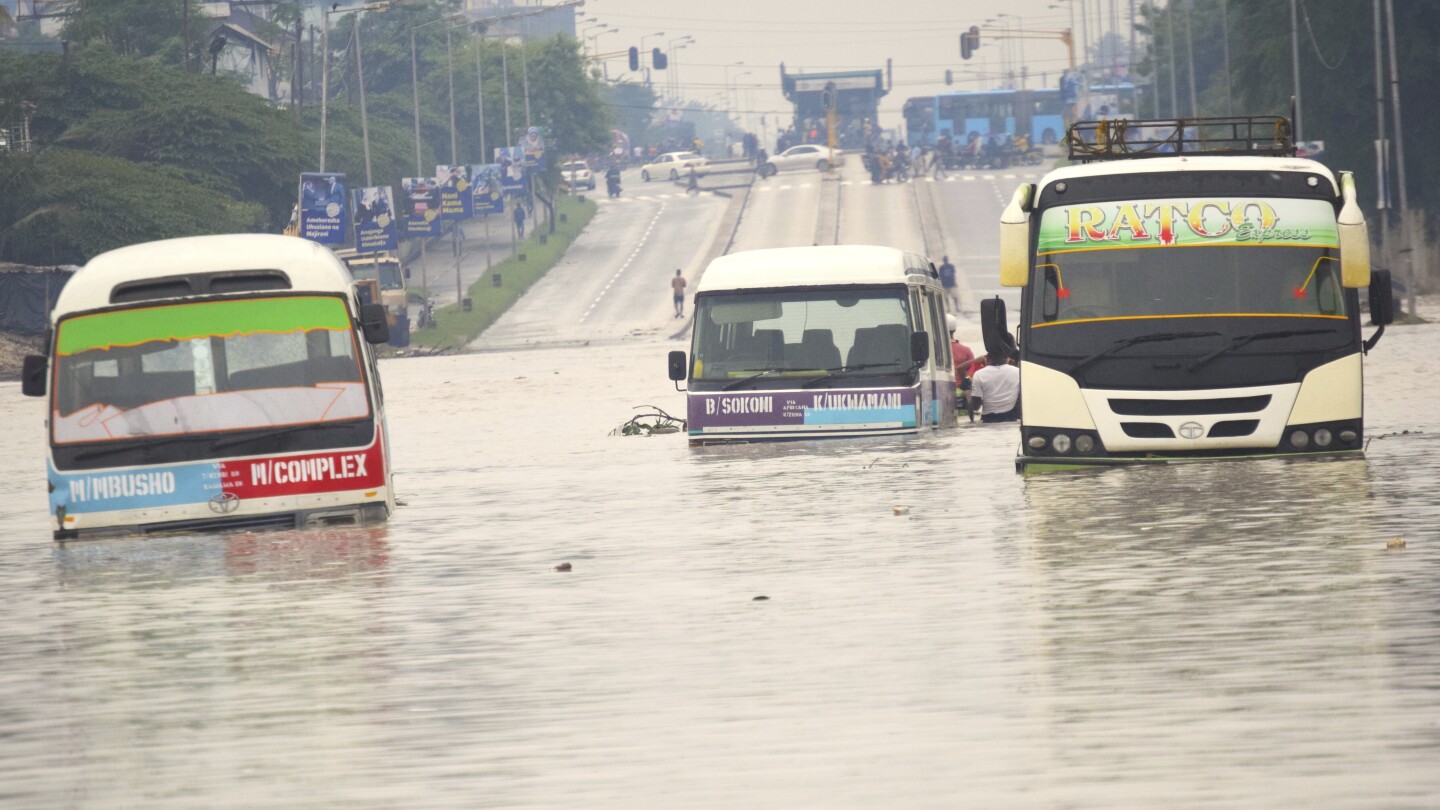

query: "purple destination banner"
left=688, top=387, right=918, bottom=438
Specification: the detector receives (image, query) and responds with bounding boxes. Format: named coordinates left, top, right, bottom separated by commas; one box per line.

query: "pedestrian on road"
left=671, top=269, right=687, bottom=318
left=938, top=255, right=959, bottom=313
left=513, top=204, right=526, bottom=240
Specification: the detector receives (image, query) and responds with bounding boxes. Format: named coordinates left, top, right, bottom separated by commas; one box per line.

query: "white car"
left=561, top=160, right=595, bottom=191
left=640, top=151, right=708, bottom=182
left=760, top=144, right=839, bottom=177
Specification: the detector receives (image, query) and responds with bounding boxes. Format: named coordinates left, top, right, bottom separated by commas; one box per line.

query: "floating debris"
left=554, top=562, right=572, bottom=572
left=1386, top=538, right=1407, bottom=551
left=893, top=506, right=910, bottom=516
left=752, top=595, right=769, bottom=601
left=611, top=405, right=687, bottom=437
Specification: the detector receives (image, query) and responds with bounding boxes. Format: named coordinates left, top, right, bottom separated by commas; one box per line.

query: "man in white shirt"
left=968, top=352, right=1021, bottom=422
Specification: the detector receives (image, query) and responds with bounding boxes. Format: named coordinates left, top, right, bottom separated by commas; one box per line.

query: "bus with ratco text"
left=21, top=234, right=396, bottom=539
left=984, top=116, right=1396, bottom=473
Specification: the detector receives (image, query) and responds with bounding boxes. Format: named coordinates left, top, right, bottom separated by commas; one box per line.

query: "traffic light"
left=961, top=26, right=980, bottom=60
left=652, top=47, right=667, bottom=69
left=945, top=69, right=953, bottom=86
left=628, top=46, right=639, bottom=72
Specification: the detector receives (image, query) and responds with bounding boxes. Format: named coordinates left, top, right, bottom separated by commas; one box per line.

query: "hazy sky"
left=583, top=0, right=1140, bottom=135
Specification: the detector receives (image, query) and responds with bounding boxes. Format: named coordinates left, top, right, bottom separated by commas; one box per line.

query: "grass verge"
left=406, top=194, right=597, bottom=351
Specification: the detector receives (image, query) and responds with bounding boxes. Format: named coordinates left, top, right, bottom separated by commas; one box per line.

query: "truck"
left=333, top=248, right=410, bottom=347
left=985, top=115, right=1396, bottom=473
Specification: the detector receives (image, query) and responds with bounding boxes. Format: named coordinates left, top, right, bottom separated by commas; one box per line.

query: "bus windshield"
left=52, top=295, right=368, bottom=445
left=692, top=288, right=912, bottom=381
left=349, top=259, right=403, bottom=290
left=1027, top=197, right=1351, bottom=349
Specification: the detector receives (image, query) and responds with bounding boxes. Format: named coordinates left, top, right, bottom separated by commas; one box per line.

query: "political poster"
left=436, top=164, right=474, bottom=221
left=469, top=164, right=505, bottom=215
left=519, top=126, right=545, bottom=166
left=298, top=172, right=348, bottom=245
left=352, top=186, right=398, bottom=253
left=401, top=177, right=442, bottom=238
left=494, top=147, right=527, bottom=195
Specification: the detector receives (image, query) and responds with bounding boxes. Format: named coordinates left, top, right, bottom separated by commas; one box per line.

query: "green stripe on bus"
left=57, top=297, right=350, bottom=356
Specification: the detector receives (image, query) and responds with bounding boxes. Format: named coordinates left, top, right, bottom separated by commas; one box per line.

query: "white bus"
left=987, top=116, right=1396, bottom=473
left=668, top=246, right=957, bottom=443
left=21, top=234, right=396, bottom=539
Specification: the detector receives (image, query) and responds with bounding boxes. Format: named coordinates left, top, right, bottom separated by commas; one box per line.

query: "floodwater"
left=1, top=319, right=1438, bottom=808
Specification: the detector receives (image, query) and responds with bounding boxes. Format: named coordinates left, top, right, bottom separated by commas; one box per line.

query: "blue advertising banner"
left=495, top=147, right=527, bottom=195
left=352, top=186, right=398, bottom=253
left=401, top=177, right=442, bottom=238
left=436, top=164, right=474, bottom=221
left=470, top=164, right=505, bottom=215
left=298, top=172, right=348, bottom=245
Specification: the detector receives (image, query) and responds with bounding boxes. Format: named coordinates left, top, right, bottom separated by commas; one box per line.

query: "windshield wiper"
left=801, top=362, right=910, bottom=388
left=721, top=369, right=782, bottom=390
left=71, top=434, right=211, bottom=463
left=210, top=421, right=360, bottom=451
left=1185, top=329, right=1334, bottom=373
left=1071, top=331, right=1221, bottom=374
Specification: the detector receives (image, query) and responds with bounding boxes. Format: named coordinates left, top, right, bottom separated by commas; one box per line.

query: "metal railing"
left=1066, top=116, right=1295, bottom=163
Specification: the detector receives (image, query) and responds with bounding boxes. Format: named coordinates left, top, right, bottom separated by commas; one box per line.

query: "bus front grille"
left=1108, top=395, right=1271, bottom=416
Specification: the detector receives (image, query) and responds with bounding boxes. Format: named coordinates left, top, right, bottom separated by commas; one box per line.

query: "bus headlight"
left=1052, top=433, right=1072, bottom=454
left=1027, top=435, right=1047, bottom=450
left=1313, top=428, right=1333, bottom=448
left=1074, top=434, right=1095, bottom=454
left=1289, top=430, right=1310, bottom=449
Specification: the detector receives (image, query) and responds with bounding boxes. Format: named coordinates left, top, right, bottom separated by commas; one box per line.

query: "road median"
left=404, top=195, right=597, bottom=352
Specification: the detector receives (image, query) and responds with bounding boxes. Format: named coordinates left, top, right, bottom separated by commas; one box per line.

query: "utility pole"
left=1384, top=0, right=1416, bottom=317
left=476, top=29, right=492, bottom=272
left=1182, top=0, right=1197, bottom=117
left=1290, top=0, right=1302, bottom=140
left=1371, top=0, right=1389, bottom=279
left=355, top=12, right=373, bottom=185
left=319, top=7, right=330, bottom=170
left=446, top=26, right=462, bottom=306
left=410, top=30, right=428, bottom=314
left=1219, top=0, right=1233, bottom=115
left=1165, top=6, right=1177, bottom=117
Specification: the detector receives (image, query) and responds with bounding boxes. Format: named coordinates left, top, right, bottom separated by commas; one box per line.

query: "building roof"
left=697, top=245, right=933, bottom=293
left=54, top=235, right=354, bottom=317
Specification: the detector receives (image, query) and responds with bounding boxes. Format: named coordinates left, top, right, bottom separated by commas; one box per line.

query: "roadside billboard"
left=470, top=164, right=505, bottom=215
left=401, top=177, right=442, bottom=238
left=436, top=164, right=474, bottom=221
left=298, top=172, right=348, bottom=245
left=352, top=186, right=398, bottom=253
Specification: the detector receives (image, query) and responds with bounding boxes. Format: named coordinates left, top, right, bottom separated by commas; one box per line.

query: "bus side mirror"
left=1369, top=269, right=1395, bottom=326
left=360, top=303, right=390, bottom=344
left=980, top=296, right=1015, bottom=359
left=1337, top=172, right=1371, bottom=288
left=910, top=331, right=930, bottom=364
left=668, top=350, right=687, bottom=382
left=999, top=183, right=1034, bottom=287
left=21, top=355, right=47, bottom=397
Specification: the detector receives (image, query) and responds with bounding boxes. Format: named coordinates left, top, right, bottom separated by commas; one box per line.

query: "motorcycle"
left=606, top=174, right=622, bottom=198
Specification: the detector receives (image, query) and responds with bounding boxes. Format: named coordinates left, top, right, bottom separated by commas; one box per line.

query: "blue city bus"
left=918, top=83, right=1137, bottom=147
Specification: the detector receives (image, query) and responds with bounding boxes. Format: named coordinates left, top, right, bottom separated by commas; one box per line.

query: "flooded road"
left=1, top=311, right=1438, bottom=807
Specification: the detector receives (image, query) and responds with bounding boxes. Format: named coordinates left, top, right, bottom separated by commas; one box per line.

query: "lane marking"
left=581, top=202, right=668, bottom=322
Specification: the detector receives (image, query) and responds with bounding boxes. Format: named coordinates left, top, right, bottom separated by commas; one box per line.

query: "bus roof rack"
left=1065, top=115, right=1295, bottom=163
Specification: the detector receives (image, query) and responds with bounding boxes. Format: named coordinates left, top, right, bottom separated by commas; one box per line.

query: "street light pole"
left=1290, top=0, right=1303, bottom=140
left=355, top=11, right=373, bottom=185
left=319, top=6, right=331, bottom=171
left=1384, top=0, right=1417, bottom=317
